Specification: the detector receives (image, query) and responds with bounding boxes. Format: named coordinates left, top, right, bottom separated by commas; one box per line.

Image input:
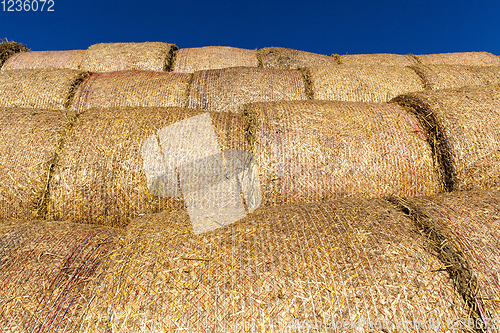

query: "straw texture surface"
left=244, top=100, right=440, bottom=206
left=69, top=70, right=192, bottom=112
left=338, top=53, right=418, bottom=66
left=0, top=219, right=120, bottom=332
left=415, top=52, right=500, bottom=66
left=258, top=47, right=338, bottom=69
left=0, top=69, right=88, bottom=110
left=76, top=198, right=468, bottom=332
left=173, top=46, right=258, bottom=72
left=47, top=107, right=248, bottom=227
left=188, top=67, right=307, bottom=113
left=307, top=65, right=425, bottom=102
left=411, top=64, right=500, bottom=90
left=80, top=42, right=177, bottom=72
left=1, top=50, right=85, bottom=70
left=392, top=85, right=500, bottom=192
left=0, top=39, right=29, bottom=68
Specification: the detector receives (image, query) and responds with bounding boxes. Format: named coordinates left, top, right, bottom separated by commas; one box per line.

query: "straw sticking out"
left=173, top=46, right=258, bottom=72
left=258, top=47, right=338, bottom=69
left=1, top=50, right=85, bottom=70
left=0, top=39, right=29, bottom=68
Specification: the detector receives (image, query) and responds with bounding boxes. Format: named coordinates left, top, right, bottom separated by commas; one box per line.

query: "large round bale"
left=188, top=67, right=307, bottom=113
left=69, top=70, right=192, bottom=112
left=0, top=39, right=29, bottom=68
left=411, top=64, right=500, bottom=90
left=0, top=219, right=119, bottom=332
left=0, top=69, right=89, bottom=110
left=0, top=108, right=67, bottom=220
left=243, top=100, right=440, bottom=206
left=76, top=198, right=468, bottom=332
left=79, top=42, right=177, bottom=72
left=173, top=46, right=258, bottom=73
left=47, top=107, right=248, bottom=227
left=307, top=65, right=425, bottom=102
left=396, top=190, right=500, bottom=321
left=338, top=53, right=419, bottom=66
left=392, top=85, right=500, bottom=192
left=258, top=47, right=338, bottom=69
left=1, top=50, right=85, bottom=70
left=415, top=51, right=500, bottom=66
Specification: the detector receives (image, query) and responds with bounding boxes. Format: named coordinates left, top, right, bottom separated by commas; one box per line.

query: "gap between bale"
left=297, top=67, right=314, bottom=99
left=164, top=45, right=178, bottom=72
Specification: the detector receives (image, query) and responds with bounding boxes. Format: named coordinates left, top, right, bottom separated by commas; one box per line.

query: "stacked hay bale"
left=338, top=53, right=418, bottom=66
left=392, top=85, right=500, bottom=192
left=244, top=100, right=440, bottom=206
left=69, top=70, right=192, bottom=112
left=306, top=65, right=425, bottom=102
left=258, top=47, right=338, bottom=69
left=0, top=69, right=88, bottom=110
left=0, top=39, right=29, bottom=68
left=79, top=42, right=177, bottom=72
left=414, top=51, right=500, bottom=66
left=0, top=219, right=120, bottom=332
left=75, top=198, right=468, bottom=332
left=173, top=46, right=258, bottom=72
left=188, top=67, right=307, bottom=113
left=1, top=50, right=85, bottom=70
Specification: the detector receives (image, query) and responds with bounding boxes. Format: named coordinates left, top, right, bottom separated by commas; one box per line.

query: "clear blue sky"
left=1, top=0, right=499, bottom=55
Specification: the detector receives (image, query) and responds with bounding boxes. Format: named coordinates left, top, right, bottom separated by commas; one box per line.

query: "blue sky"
left=1, top=0, right=499, bottom=55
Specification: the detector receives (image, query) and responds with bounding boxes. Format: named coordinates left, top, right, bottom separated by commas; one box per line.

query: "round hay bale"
left=0, top=219, right=119, bottom=332
left=258, top=47, right=338, bottom=69
left=188, top=67, right=307, bottom=113
left=173, top=46, right=258, bottom=73
left=1, top=50, right=85, bottom=70
left=392, top=85, right=500, bottom=192
left=69, top=70, right=192, bottom=112
left=243, top=100, right=440, bottom=206
left=0, top=108, right=67, bottom=220
left=47, top=107, right=248, bottom=227
left=0, top=39, right=29, bottom=68
left=0, top=69, right=89, bottom=110
left=410, top=64, right=500, bottom=90
left=338, top=53, right=419, bottom=66
left=307, top=65, right=425, bottom=102
left=415, top=52, right=500, bottom=66
left=76, top=198, right=468, bottom=331
left=79, top=42, right=177, bottom=73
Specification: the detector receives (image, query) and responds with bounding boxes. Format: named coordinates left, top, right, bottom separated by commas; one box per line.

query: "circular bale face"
left=1, top=50, right=85, bottom=70
left=392, top=85, right=500, bottom=192
left=0, top=39, right=29, bottom=68
left=69, top=70, right=192, bottom=112
left=173, top=46, right=258, bottom=73
left=75, top=198, right=468, bottom=332
left=47, top=107, right=248, bottom=227
left=0, top=69, right=89, bottom=110
left=79, top=42, right=177, bottom=73
left=338, top=53, right=419, bottom=67
left=0, top=219, right=120, bottom=332
left=415, top=52, right=500, bottom=66
left=307, top=65, right=425, bottom=102
left=244, top=100, right=440, bottom=206
left=187, top=66, right=307, bottom=113
left=258, top=47, right=338, bottom=69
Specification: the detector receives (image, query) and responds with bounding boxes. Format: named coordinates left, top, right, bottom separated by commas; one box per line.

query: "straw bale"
left=77, top=198, right=468, bottom=332
left=188, top=67, right=307, bottom=113
left=69, top=70, right=192, bottom=112
left=415, top=52, right=500, bottom=66
left=338, top=53, right=419, bottom=66
left=307, top=65, right=425, bottom=102
left=173, top=46, right=258, bottom=73
left=0, top=108, right=67, bottom=220
left=0, top=69, right=89, bottom=110
left=1, top=50, right=85, bottom=70
left=405, top=190, right=500, bottom=321
left=80, top=42, right=177, bottom=72
left=244, top=100, right=440, bottom=206
left=0, top=39, right=29, bottom=68
left=392, top=85, right=500, bottom=192
left=0, top=219, right=120, bottom=332
left=47, top=107, right=248, bottom=227
left=410, top=64, right=500, bottom=90
left=258, top=47, right=338, bottom=69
